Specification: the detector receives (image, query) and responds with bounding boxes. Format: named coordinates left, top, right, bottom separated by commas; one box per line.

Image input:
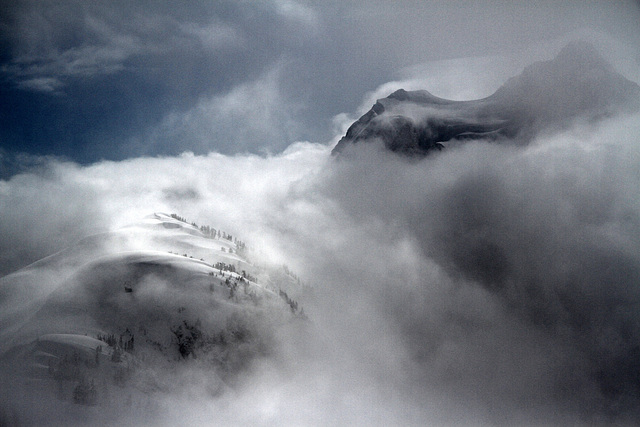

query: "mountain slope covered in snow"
left=0, top=213, right=307, bottom=425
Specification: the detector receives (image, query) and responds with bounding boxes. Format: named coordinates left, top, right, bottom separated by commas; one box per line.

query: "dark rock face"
left=332, top=41, right=640, bottom=156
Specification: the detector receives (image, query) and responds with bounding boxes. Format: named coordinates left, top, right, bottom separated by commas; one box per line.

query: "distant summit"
left=332, top=41, right=640, bottom=156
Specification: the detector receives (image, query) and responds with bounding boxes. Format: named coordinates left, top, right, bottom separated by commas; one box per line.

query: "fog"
left=2, top=30, right=640, bottom=424
left=2, top=104, right=640, bottom=424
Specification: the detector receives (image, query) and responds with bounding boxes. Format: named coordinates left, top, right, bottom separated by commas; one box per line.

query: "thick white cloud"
left=2, top=104, right=640, bottom=423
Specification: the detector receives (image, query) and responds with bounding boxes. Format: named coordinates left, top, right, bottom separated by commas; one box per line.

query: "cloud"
left=15, top=76, right=64, bottom=93
left=272, top=0, right=319, bottom=29
left=1, top=2, right=246, bottom=87
left=2, top=103, right=640, bottom=423
left=0, top=160, right=104, bottom=276
left=138, top=63, right=306, bottom=156
left=178, top=20, right=244, bottom=52
left=0, top=1, right=321, bottom=95
left=317, top=111, right=640, bottom=420
left=0, top=0, right=331, bottom=160
left=0, top=141, right=329, bottom=276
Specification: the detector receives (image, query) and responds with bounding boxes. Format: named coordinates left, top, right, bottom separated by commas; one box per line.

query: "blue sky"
left=1, top=0, right=639, bottom=173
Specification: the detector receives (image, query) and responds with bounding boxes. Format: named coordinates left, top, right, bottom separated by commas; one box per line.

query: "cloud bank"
left=2, top=101, right=640, bottom=424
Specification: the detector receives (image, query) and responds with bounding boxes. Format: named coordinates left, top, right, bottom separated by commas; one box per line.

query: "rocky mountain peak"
left=332, top=41, right=640, bottom=157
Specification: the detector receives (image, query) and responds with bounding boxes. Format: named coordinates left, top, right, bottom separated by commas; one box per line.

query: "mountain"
left=332, top=41, right=640, bottom=156
left=0, top=213, right=307, bottom=424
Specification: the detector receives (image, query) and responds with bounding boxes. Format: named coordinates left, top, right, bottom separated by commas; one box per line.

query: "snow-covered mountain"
left=0, top=213, right=306, bottom=425
left=332, top=41, right=640, bottom=156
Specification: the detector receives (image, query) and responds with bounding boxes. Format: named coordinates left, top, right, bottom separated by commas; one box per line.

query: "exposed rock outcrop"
left=332, top=41, right=640, bottom=156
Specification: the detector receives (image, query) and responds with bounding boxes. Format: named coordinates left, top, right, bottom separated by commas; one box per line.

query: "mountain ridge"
left=0, top=213, right=308, bottom=422
left=332, top=41, right=640, bottom=156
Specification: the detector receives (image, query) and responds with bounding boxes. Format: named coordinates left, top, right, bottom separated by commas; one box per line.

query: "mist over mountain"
left=333, top=41, right=640, bottom=156
left=0, top=213, right=308, bottom=425
left=1, top=39, right=640, bottom=425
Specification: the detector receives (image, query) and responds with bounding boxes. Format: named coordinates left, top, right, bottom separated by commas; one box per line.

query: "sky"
left=2, top=1, right=640, bottom=424
left=1, top=0, right=640, bottom=173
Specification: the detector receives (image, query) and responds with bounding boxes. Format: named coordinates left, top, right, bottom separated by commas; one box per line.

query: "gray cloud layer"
left=2, top=107, right=640, bottom=423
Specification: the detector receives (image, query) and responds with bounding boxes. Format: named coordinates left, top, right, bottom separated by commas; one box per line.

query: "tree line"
left=170, top=213, right=247, bottom=249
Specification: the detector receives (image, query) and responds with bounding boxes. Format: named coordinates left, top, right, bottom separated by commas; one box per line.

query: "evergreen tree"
left=73, top=377, right=97, bottom=405
left=111, top=347, right=122, bottom=363
left=95, top=345, right=102, bottom=366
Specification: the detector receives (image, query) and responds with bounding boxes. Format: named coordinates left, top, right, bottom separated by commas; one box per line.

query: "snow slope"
left=0, top=213, right=305, bottom=424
